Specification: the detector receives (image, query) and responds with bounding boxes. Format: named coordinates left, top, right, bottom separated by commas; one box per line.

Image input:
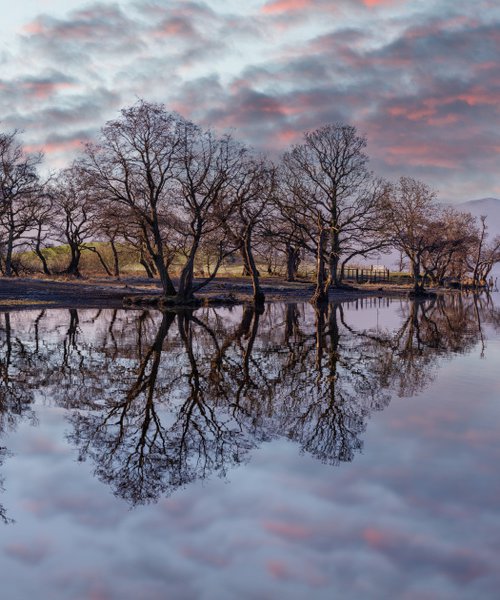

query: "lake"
left=0, top=294, right=499, bottom=599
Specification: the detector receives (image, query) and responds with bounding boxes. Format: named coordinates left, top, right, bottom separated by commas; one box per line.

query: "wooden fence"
left=343, top=267, right=412, bottom=284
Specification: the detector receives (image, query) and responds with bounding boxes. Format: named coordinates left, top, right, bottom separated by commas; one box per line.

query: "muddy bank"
left=0, top=275, right=414, bottom=311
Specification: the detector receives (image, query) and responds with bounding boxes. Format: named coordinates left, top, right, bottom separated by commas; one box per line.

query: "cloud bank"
left=0, top=0, right=499, bottom=200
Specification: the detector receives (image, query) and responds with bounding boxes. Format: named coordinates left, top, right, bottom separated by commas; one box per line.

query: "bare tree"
left=279, top=124, right=387, bottom=303
left=50, top=166, right=96, bottom=276
left=171, top=122, right=242, bottom=303
left=83, top=100, right=242, bottom=303
left=0, top=130, right=43, bottom=276
left=28, top=192, right=54, bottom=276
left=83, top=100, right=181, bottom=294
left=421, top=208, right=476, bottom=286
left=222, top=152, right=275, bottom=306
left=381, top=177, right=444, bottom=295
left=265, top=187, right=307, bottom=282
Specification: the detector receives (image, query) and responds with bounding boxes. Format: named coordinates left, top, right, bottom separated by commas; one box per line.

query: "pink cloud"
left=276, top=129, right=300, bottom=144
left=385, top=144, right=458, bottom=168
left=363, top=0, right=401, bottom=7
left=262, top=0, right=400, bottom=13
left=25, top=138, right=85, bottom=155
left=263, top=519, right=312, bottom=540
left=362, top=526, right=394, bottom=549
left=5, top=539, right=52, bottom=565
left=153, top=18, right=196, bottom=39
left=262, top=0, right=312, bottom=15
left=22, top=20, right=45, bottom=35
left=21, top=81, right=75, bottom=100
left=267, top=559, right=290, bottom=579
left=456, top=89, right=499, bottom=106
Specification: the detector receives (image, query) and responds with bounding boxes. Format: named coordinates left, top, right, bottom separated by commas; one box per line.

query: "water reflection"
left=0, top=294, right=498, bottom=512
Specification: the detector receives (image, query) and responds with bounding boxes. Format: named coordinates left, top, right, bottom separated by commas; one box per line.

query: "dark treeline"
left=0, top=295, right=498, bottom=510
left=1, top=100, right=499, bottom=303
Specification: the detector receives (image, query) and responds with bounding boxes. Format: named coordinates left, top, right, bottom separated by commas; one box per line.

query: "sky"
left=0, top=0, right=499, bottom=202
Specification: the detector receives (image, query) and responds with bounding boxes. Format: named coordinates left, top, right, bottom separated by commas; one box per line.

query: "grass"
left=15, top=242, right=140, bottom=275
left=14, top=242, right=408, bottom=285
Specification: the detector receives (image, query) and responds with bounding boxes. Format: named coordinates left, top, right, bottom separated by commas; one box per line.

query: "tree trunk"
left=311, top=229, right=328, bottom=304
left=110, top=239, right=120, bottom=278
left=240, top=246, right=251, bottom=276
left=175, top=233, right=201, bottom=303
left=176, top=256, right=196, bottom=302
left=285, top=244, right=300, bottom=282
left=243, top=232, right=265, bottom=307
left=339, top=261, right=347, bottom=284
left=326, top=230, right=340, bottom=288
left=88, top=246, right=113, bottom=276
left=34, top=224, right=51, bottom=275
left=411, top=258, right=425, bottom=294
left=5, top=230, right=14, bottom=277
left=140, top=257, right=155, bottom=279
left=66, top=244, right=81, bottom=277
left=34, top=246, right=51, bottom=276
left=153, top=254, right=176, bottom=296
left=149, top=219, right=176, bottom=295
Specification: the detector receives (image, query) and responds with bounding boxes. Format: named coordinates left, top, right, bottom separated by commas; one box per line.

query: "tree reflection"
left=0, top=293, right=497, bottom=511
left=365, top=295, right=483, bottom=397
left=0, top=312, right=38, bottom=523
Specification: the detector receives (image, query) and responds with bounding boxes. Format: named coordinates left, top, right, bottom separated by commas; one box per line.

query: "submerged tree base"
left=123, top=293, right=243, bottom=310
left=310, top=282, right=360, bottom=305
left=408, top=289, right=437, bottom=299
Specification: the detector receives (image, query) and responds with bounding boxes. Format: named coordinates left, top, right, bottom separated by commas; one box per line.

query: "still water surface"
left=0, top=295, right=499, bottom=599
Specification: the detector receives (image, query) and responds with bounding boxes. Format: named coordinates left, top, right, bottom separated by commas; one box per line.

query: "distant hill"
left=456, top=197, right=500, bottom=237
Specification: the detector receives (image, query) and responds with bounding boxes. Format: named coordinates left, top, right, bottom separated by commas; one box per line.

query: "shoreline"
left=0, top=275, right=444, bottom=312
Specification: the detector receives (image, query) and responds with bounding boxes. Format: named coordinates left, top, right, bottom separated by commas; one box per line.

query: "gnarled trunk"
left=175, top=235, right=200, bottom=303
left=243, top=232, right=265, bottom=307
left=311, top=229, right=328, bottom=304
left=326, top=229, right=340, bottom=288
left=411, top=258, right=425, bottom=294
left=110, top=239, right=120, bottom=278
left=240, top=247, right=251, bottom=276
left=4, top=230, right=14, bottom=277
left=66, top=244, right=82, bottom=277
left=34, top=247, right=51, bottom=276
left=34, top=223, right=51, bottom=275
left=153, top=254, right=176, bottom=296
left=285, top=244, right=300, bottom=282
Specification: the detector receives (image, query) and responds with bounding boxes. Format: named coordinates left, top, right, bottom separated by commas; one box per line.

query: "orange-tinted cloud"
left=22, top=20, right=45, bottom=35
left=362, top=526, right=394, bottom=548
left=276, top=129, right=300, bottom=144
left=363, top=0, right=401, bottom=7
left=25, top=138, right=85, bottom=156
left=262, top=0, right=313, bottom=15
left=153, top=17, right=197, bottom=39
left=263, top=519, right=312, bottom=539
left=267, top=559, right=290, bottom=579
left=385, top=144, right=458, bottom=168
left=21, top=81, right=75, bottom=100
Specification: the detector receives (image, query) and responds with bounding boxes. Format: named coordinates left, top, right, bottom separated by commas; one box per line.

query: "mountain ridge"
left=456, top=198, right=500, bottom=236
